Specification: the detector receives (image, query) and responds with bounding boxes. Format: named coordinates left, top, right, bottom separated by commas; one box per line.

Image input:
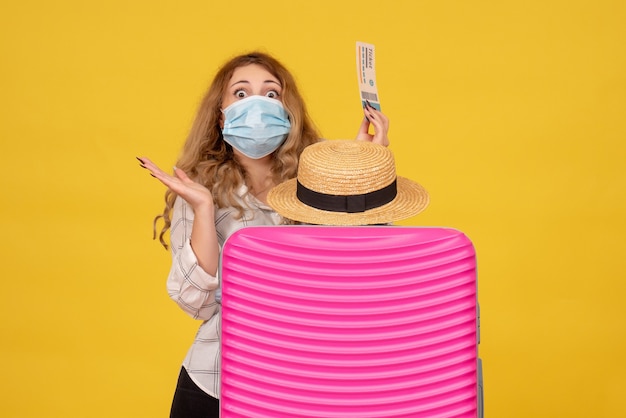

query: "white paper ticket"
left=356, top=41, right=381, bottom=110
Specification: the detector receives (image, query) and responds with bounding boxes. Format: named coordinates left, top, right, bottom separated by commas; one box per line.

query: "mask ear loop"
left=218, top=107, right=226, bottom=129
left=216, top=129, right=235, bottom=157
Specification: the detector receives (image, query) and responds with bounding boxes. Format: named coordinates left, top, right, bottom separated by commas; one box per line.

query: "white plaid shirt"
left=166, top=187, right=282, bottom=398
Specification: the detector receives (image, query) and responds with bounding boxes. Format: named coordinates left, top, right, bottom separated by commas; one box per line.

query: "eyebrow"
left=229, top=79, right=282, bottom=88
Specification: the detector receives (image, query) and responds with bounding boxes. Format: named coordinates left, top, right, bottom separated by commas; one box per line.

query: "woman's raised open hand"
left=137, top=157, right=214, bottom=212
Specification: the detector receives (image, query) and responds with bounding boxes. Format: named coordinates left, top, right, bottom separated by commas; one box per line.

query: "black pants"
left=170, top=367, right=220, bottom=418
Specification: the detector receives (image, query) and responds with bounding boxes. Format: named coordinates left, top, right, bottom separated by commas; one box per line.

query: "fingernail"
left=173, top=166, right=178, bottom=171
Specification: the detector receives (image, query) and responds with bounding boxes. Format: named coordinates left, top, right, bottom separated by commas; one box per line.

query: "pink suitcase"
left=220, top=226, right=482, bottom=417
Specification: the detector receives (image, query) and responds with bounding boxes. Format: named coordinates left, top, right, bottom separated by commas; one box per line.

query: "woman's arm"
left=165, top=197, right=220, bottom=320
left=138, top=158, right=221, bottom=319
left=356, top=102, right=390, bottom=146
left=138, top=158, right=220, bottom=274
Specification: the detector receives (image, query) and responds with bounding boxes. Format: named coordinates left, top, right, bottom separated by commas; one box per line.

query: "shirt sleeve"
left=165, top=197, right=219, bottom=320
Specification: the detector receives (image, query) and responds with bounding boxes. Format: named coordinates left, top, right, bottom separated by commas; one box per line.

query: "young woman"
left=138, top=51, right=389, bottom=417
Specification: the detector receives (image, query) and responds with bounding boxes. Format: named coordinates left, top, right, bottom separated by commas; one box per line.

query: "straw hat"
left=267, top=140, right=429, bottom=225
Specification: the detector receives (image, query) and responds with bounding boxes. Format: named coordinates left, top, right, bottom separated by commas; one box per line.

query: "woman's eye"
left=235, top=90, right=248, bottom=98
left=265, top=90, right=280, bottom=99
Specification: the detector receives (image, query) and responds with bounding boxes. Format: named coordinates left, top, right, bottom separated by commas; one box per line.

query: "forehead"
left=228, top=64, right=280, bottom=85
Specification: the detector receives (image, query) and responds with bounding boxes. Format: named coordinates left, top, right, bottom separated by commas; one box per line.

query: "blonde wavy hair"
left=154, top=52, right=321, bottom=249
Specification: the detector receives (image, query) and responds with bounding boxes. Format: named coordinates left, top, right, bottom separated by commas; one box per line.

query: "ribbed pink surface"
left=220, top=226, right=477, bottom=418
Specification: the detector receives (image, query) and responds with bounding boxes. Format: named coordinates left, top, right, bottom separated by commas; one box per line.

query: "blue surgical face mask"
left=221, top=95, right=291, bottom=159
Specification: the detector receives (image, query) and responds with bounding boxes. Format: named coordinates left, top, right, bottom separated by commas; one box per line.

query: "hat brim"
left=267, top=177, right=430, bottom=225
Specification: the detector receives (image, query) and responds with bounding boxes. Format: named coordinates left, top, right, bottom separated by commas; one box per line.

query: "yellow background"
left=1, top=0, right=625, bottom=416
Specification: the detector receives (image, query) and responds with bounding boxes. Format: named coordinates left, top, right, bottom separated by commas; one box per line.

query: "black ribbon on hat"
left=296, top=179, right=397, bottom=213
